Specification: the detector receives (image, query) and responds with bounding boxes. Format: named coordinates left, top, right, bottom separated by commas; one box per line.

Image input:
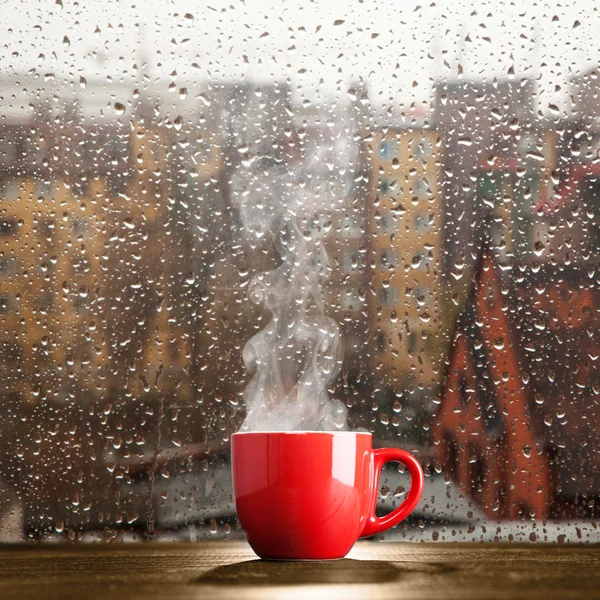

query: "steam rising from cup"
left=231, top=108, right=358, bottom=432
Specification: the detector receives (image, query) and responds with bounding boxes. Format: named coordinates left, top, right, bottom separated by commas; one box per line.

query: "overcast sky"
left=1, top=0, right=599, bottom=118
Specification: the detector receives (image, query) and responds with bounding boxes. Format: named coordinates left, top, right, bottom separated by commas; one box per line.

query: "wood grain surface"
left=0, top=541, right=598, bottom=600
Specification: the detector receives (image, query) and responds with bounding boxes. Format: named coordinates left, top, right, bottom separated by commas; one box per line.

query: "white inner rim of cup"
left=232, top=431, right=372, bottom=435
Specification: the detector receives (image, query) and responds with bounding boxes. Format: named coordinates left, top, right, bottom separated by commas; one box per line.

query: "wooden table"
left=0, top=541, right=598, bottom=599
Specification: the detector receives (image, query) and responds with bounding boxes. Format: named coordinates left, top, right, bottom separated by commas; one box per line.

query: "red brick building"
left=434, top=234, right=600, bottom=519
left=433, top=240, right=550, bottom=520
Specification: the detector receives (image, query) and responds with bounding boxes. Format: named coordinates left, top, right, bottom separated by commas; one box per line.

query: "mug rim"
left=232, top=430, right=371, bottom=436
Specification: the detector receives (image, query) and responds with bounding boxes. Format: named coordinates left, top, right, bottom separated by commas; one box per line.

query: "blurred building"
left=531, top=68, right=600, bottom=267
left=0, top=74, right=219, bottom=536
left=434, top=237, right=600, bottom=519
left=475, top=125, right=558, bottom=263
left=433, top=241, right=550, bottom=520
left=433, top=78, right=535, bottom=276
left=3, top=61, right=598, bottom=536
left=0, top=115, right=120, bottom=405
left=433, top=70, right=600, bottom=521
left=366, top=125, right=444, bottom=411
left=516, top=264, right=600, bottom=517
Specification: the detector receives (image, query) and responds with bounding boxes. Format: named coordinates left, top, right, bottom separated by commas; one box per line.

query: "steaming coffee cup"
left=231, top=431, right=424, bottom=560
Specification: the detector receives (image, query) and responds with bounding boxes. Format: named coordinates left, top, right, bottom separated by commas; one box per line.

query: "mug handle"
left=360, top=447, right=425, bottom=538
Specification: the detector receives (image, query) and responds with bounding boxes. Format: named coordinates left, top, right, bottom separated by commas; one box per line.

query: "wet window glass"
left=0, top=0, right=598, bottom=545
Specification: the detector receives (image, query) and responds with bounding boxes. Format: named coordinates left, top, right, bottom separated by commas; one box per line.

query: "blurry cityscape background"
left=0, top=0, right=599, bottom=543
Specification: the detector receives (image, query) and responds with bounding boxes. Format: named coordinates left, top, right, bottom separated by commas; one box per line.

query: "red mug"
left=231, top=431, right=424, bottom=560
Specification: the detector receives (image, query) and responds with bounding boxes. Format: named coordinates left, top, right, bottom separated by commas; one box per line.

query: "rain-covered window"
left=0, top=0, right=598, bottom=546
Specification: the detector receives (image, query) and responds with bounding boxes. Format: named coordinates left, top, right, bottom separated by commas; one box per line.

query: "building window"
left=380, top=249, right=398, bottom=268
left=411, top=251, right=432, bottom=273
left=379, top=140, right=394, bottom=159
left=0, top=218, right=18, bottom=236
left=375, top=211, right=395, bottom=233
left=376, top=330, right=387, bottom=353
left=0, top=179, right=19, bottom=201
left=342, top=252, right=363, bottom=273
left=0, top=258, right=17, bottom=275
left=380, top=286, right=398, bottom=307
left=73, top=218, right=89, bottom=239
left=414, top=138, right=431, bottom=159
left=415, top=177, right=430, bottom=198
left=414, top=213, right=432, bottom=233
left=378, top=178, right=391, bottom=194
left=35, top=180, right=54, bottom=200
left=39, top=218, right=55, bottom=245
left=413, top=287, right=431, bottom=308
left=0, top=295, right=12, bottom=313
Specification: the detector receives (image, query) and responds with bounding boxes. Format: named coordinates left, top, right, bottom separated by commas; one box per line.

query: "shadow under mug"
left=231, top=431, right=424, bottom=560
